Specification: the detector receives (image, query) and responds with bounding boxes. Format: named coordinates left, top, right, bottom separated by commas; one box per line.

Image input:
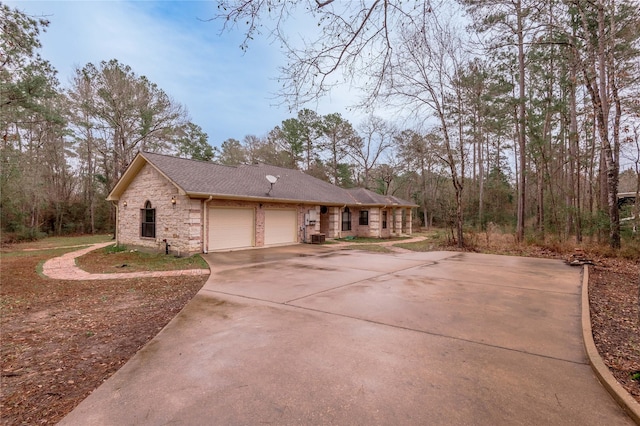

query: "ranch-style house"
left=107, top=152, right=417, bottom=255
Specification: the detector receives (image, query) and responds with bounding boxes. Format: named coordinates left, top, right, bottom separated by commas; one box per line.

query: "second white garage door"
left=264, top=209, right=297, bottom=246
left=208, top=208, right=254, bottom=251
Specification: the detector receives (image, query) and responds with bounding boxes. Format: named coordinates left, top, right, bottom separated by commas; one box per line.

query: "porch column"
left=406, top=208, right=413, bottom=234
left=394, top=208, right=403, bottom=236
left=328, top=206, right=341, bottom=238
left=370, top=208, right=381, bottom=238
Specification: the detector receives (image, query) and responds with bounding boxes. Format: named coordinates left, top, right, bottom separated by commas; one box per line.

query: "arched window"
left=341, top=207, right=351, bottom=231
left=141, top=201, right=156, bottom=238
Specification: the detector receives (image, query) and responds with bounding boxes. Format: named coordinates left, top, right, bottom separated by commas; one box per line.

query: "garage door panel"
left=209, top=208, right=254, bottom=250
left=264, top=209, right=297, bottom=246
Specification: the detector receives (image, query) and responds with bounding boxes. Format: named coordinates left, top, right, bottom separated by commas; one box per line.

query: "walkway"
left=41, top=242, right=209, bottom=280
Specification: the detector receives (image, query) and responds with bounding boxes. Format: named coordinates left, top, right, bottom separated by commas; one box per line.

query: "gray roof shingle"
left=346, top=188, right=412, bottom=206
left=138, top=152, right=416, bottom=207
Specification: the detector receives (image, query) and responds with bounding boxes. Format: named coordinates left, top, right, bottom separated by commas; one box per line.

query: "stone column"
left=394, top=208, right=403, bottom=236
left=328, top=206, right=341, bottom=238
left=369, top=208, right=381, bottom=238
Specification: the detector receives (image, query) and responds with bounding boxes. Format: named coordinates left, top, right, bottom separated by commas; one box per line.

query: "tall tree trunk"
left=568, top=54, right=582, bottom=242
left=478, top=131, right=485, bottom=228
left=515, top=0, right=527, bottom=243
left=536, top=162, right=544, bottom=236
left=513, top=105, right=522, bottom=239
left=578, top=0, right=621, bottom=248
left=420, top=155, right=428, bottom=229
left=606, top=1, right=621, bottom=249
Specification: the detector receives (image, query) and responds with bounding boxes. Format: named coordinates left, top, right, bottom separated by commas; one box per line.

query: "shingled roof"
left=346, top=188, right=411, bottom=206
left=107, top=152, right=416, bottom=207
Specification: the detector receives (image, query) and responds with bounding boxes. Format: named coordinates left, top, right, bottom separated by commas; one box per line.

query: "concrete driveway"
left=60, top=246, right=633, bottom=425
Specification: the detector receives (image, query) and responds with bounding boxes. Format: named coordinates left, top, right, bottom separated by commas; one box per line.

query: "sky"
left=7, top=0, right=363, bottom=148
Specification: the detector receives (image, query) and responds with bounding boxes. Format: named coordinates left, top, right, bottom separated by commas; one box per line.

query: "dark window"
left=359, top=210, right=369, bottom=226
left=141, top=201, right=156, bottom=238
left=341, top=207, right=351, bottom=231
left=382, top=211, right=387, bottom=229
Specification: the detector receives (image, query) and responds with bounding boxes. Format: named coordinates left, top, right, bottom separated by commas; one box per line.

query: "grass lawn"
left=1, top=234, right=113, bottom=253
left=334, top=236, right=411, bottom=244
left=75, top=245, right=209, bottom=273
left=341, top=244, right=393, bottom=253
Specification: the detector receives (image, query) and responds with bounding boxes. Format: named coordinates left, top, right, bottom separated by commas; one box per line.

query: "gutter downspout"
left=203, top=196, right=213, bottom=253
left=111, top=201, right=119, bottom=243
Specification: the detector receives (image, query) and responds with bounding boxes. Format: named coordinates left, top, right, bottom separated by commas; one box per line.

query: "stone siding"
left=117, top=163, right=201, bottom=256
left=393, top=208, right=403, bottom=236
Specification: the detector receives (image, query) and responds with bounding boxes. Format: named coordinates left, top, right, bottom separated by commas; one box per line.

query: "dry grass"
left=342, top=244, right=393, bottom=253
left=75, top=245, right=208, bottom=273
left=0, top=240, right=208, bottom=425
left=401, top=228, right=640, bottom=262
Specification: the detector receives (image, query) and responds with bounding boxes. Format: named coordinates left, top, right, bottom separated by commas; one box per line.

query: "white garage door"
left=208, top=208, right=254, bottom=250
left=264, top=209, right=297, bottom=246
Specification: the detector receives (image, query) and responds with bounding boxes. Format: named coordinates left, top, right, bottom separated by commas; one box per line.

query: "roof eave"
left=185, top=192, right=348, bottom=205
left=185, top=192, right=417, bottom=208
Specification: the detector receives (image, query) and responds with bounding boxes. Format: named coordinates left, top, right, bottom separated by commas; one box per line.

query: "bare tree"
left=214, top=0, right=434, bottom=108
left=215, top=1, right=470, bottom=244
left=69, top=60, right=187, bottom=189
left=380, top=11, right=468, bottom=246
left=346, top=115, right=394, bottom=189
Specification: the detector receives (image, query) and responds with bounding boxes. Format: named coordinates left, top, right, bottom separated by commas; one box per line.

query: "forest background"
left=2, top=0, right=639, bottom=250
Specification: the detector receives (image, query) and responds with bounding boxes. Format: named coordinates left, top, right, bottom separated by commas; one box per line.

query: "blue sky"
left=7, top=0, right=362, bottom=148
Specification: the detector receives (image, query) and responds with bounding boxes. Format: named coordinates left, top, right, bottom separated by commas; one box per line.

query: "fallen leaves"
left=589, top=261, right=640, bottom=403
left=0, top=250, right=206, bottom=425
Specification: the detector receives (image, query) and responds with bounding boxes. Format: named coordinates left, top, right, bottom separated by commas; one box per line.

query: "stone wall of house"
left=338, top=207, right=357, bottom=238
left=117, top=164, right=202, bottom=256
left=405, top=208, right=413, bottom=234
left=368, top=208, right=380, bottom=238
left=328, top=207, right=340, bottom=238
left=335, top=207, right=395, bottom=239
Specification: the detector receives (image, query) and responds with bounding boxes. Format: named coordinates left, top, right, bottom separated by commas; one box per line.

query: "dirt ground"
left=589, top=259, right=640, bottom=403
left=0, top=247, right=207, bottom=425
left=0, top=242, right=638, bottom=425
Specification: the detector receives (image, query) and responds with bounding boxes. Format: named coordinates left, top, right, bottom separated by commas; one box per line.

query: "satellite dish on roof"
left=266, top=175, right=280, bottom=195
